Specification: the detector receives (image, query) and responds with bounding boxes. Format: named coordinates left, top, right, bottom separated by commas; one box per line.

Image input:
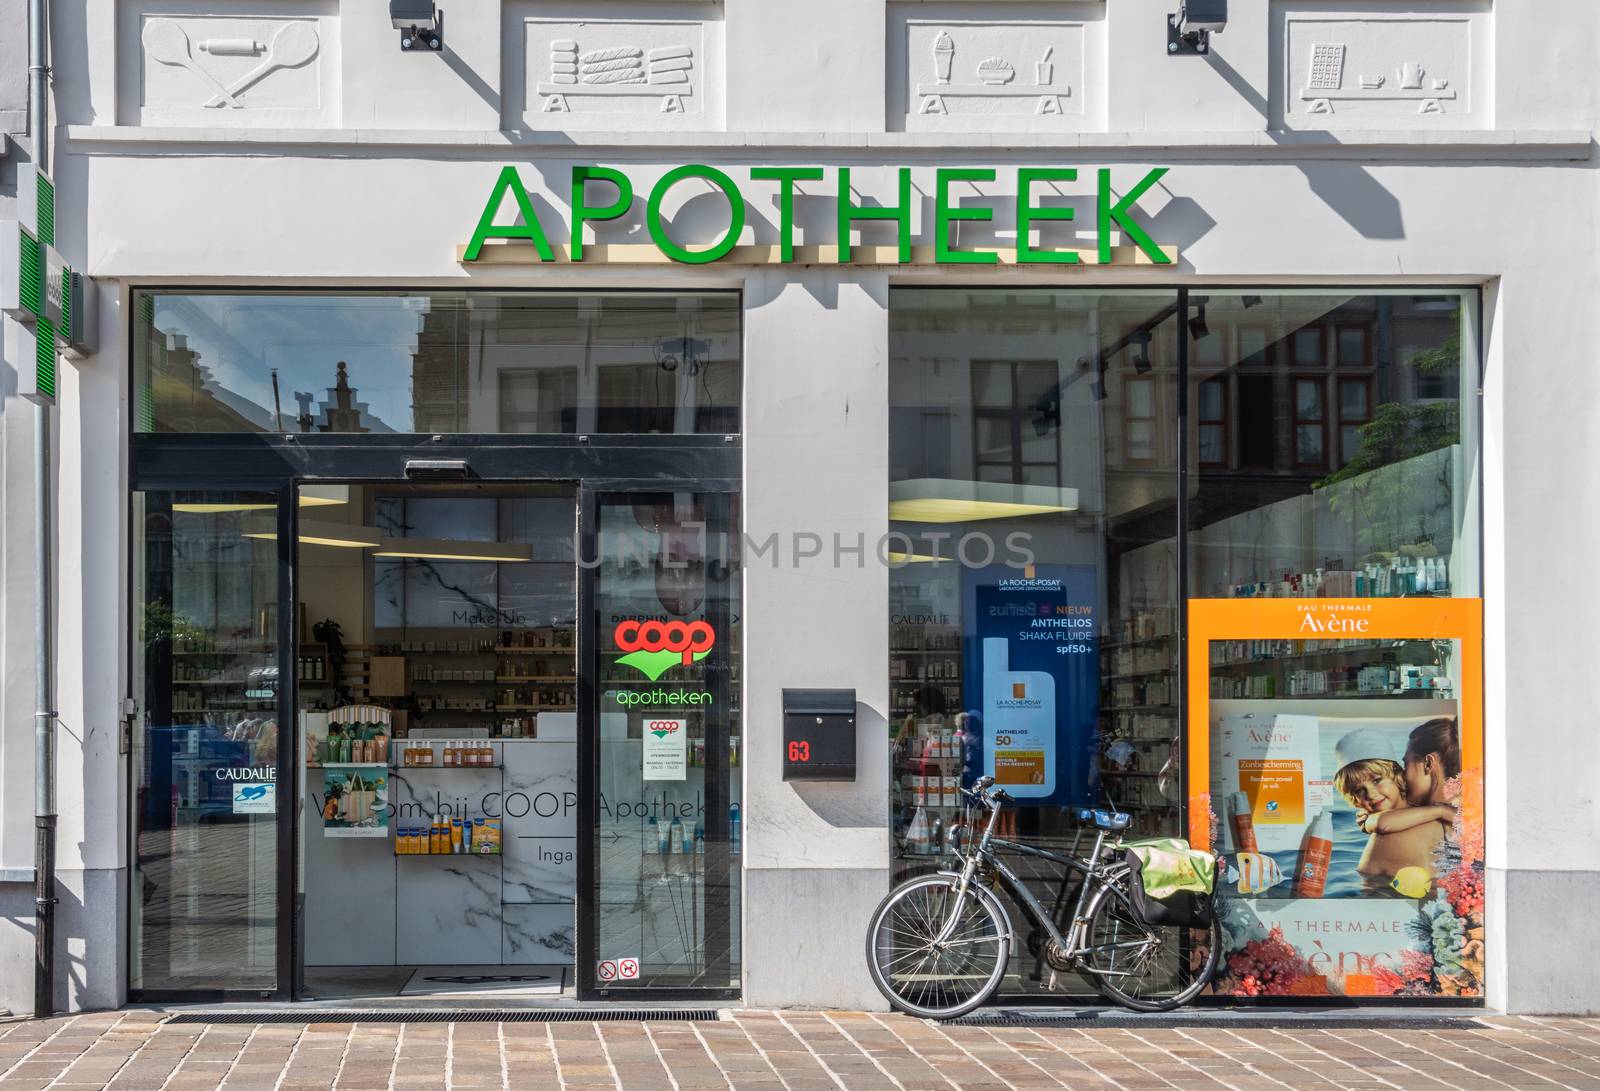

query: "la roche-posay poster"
left=1209, top=698, right=1483, bottom=999
left=961, top=564, right=1098, bottom=807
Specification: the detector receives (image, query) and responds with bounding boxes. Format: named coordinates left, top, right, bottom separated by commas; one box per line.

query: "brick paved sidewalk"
left=2, top=1010, right=1599, bottom=1091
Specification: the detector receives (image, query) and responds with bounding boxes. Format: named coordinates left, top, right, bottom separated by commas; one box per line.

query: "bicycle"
left=866, top=775, right=1222, bottom=1018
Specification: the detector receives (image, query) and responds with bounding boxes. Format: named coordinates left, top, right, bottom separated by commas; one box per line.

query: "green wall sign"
left=463, top=165, right=1174, bottom=266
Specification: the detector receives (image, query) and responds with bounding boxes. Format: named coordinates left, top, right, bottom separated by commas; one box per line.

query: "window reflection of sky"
left=158, top=295, right=425, bottom=432
left=146, top=292, right=744, bottom=435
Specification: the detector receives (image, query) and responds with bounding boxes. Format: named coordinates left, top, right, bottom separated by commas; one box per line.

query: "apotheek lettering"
left=464, top=165, right=1173, bottom=266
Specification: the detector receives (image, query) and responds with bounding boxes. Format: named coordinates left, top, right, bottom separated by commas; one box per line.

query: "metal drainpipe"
left=29, top=0, right=58, bottom=1020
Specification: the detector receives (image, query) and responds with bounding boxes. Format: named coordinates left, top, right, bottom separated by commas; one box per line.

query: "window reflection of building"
left=1188, top=295, right=1461, bottom=531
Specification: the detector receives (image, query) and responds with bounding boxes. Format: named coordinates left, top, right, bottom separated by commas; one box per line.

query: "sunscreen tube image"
left=981, top=637, right=1056, bottom=798
left=1294, top=809, right=1334, bottom=898
left=1230, top=790, right=1259, bottom=853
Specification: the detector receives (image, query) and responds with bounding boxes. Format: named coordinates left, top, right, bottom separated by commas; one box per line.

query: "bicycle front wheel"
left=866, top=873, right=1010, bottom=1019
left=1080, top=874, right=1221, bottom=1013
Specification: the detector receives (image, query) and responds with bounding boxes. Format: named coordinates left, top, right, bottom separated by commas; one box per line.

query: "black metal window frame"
left=883, top=282, right=1486, bottom=944
left=126, top=287, right=744, bottom=1005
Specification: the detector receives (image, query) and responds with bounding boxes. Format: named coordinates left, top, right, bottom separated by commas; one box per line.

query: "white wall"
left=0, top=0, right=1593, bottom=1014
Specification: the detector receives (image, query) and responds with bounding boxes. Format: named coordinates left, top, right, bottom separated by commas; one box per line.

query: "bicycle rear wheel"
left=1079, top=874, right=1221, bottom=1012
left=865, top=873, right=1010, bottom=1019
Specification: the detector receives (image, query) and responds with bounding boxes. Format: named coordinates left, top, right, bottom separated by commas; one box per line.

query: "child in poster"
left=1330, top=728, right=1455, bottom=889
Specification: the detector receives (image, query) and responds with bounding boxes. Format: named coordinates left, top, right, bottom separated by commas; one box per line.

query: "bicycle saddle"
left=1076, top=807, right=1132, bottom=831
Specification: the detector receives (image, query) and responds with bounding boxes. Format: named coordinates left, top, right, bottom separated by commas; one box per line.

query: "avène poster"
left=1188, top=599, right=1484, bottom=999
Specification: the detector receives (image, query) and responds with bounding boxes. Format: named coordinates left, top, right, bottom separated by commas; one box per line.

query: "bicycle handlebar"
left=961, top=777, right=1013, bottom=810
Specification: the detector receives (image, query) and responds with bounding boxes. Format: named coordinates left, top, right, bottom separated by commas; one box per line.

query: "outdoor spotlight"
left=1168, top=0, right=1226, bottom=55
left=1241, top=294, right=1262, bottom=309
left=390, top=0, right=442, bottom=51
left=1132, top=332, right=1154, bottom=373
left=1188, top=303, right=1211, bottom=340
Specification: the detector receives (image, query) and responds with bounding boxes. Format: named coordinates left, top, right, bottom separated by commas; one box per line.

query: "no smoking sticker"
left=598, top=957, right=640, bottom=982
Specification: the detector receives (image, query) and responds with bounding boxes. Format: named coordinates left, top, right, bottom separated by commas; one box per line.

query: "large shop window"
left=132, top=292, right=740, bottom=435
left=1188, top=292, right=1482, bottom=1001
left=887, top=288, right=1480, bottom=1002
left=889, top=289, right=1183, bottom=999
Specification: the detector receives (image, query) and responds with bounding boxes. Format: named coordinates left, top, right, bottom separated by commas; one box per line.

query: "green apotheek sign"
left=462, top=165, right=1174, bottom=266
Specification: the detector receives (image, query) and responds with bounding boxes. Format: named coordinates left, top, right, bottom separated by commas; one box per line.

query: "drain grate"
left=165, top=1008, right=723, bottom=1025
left=950, top=1010, right=1486, bottom=1031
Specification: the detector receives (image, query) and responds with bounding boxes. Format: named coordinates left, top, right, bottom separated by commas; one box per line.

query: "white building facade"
left=0, top=0, right=1597, bottom=1016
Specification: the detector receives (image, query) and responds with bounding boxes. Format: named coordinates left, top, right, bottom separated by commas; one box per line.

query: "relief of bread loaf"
left=647, top=44, right=694, bottom=85
left=581, top=46, right=646, bottom=84
left=550, top=39, right=578, bottom=84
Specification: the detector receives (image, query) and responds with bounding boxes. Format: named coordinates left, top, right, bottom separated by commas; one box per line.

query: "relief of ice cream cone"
left=932, top=31, right=954, bottom=84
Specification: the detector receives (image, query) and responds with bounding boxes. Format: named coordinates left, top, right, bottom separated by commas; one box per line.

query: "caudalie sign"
left=460, top=165, right=1175, bottom=267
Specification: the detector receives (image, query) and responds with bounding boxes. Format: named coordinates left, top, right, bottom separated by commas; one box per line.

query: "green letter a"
left=464, top=166, right=555, bottom=262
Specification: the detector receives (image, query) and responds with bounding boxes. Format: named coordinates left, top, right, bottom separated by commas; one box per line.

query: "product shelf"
left=1099, top=634, right=1174, bottom=651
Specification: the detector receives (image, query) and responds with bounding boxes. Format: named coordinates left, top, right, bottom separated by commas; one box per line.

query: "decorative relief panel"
left=123, top=4, right=338, bottom=127
left=889, top=3, right=1103, bottom=133
left=1273, top=4, right=1490, bottom=130
left=510, top=2, right=723, bottom=131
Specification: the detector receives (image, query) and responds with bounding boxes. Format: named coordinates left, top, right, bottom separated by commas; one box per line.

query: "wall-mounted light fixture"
left=1168, top=0, right=1226, bottom=56
left=390, top=0, right=442, bottom=52
left=1188, top=301, right=1212, bottom=340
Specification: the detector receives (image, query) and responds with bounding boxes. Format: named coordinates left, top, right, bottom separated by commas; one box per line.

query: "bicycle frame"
left=940, top=795, right=1103, bottom=955
left=937, top=792, right=1155, bottom=975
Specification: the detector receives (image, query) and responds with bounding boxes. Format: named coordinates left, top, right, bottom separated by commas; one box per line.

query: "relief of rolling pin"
left=1299, top=42, right=1455, bottom=115
left=142, top=18, right=321, bottom=109
left=539, top=37, right=695, bottom=113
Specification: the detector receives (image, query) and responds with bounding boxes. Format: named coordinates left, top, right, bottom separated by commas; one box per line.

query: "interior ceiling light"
left=172, top=501, right=276, bottom=514
left=887, top=550, right=947, bottom=564
left=173, top=485, right=352, bottom=514
left=373, top=537, right=534, bottom=563
left=889, top=479, right=1079, bottom=523
left=298, top=485, right=351, bottom=508
left=242, top=517, right=383, bottom=549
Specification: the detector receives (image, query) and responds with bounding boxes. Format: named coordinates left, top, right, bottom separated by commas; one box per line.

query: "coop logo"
left=613, top=619, right=715, bottom=682
left=647, top=719, right=682, bottom=740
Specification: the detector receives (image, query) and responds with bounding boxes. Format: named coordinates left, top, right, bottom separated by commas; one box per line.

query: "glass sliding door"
left=584, top=490, right=740, bottom=994
left=131, top=491, right=287, bottom=995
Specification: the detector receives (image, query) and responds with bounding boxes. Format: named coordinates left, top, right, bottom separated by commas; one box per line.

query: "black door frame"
left=575, top=484, right=741, bottom=1002
left=128, top=434, right=740, bottom=1004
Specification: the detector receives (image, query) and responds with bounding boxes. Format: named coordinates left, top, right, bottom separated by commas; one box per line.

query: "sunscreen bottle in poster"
left=1230, top=791, right=1259, bottom=853
left=981, top=637, right=1056, bottom=798
left=1294, top=809, right=1333, bottom=898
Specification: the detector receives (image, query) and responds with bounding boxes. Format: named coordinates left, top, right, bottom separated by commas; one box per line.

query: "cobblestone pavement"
left=2, top=1011, right=1599, bottom=1090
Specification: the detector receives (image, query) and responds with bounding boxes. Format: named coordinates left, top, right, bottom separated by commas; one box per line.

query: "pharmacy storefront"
left=2, top=0, right=1595, bottom=1017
